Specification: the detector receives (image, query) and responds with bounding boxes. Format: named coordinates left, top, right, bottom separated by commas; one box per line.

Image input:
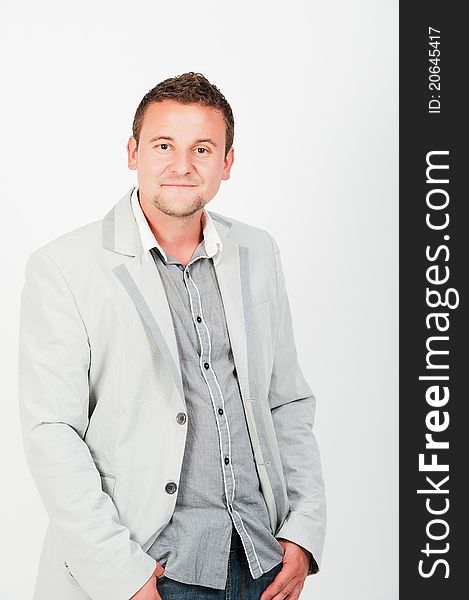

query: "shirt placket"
left=179, top=256, right=263, bottom=579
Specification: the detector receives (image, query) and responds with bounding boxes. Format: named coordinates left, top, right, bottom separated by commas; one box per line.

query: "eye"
left=195, top=147, right=209, bottom=155
left=155, top=143, right=171, bottom=151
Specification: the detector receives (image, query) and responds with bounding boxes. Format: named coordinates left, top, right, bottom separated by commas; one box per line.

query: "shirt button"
left=176, top=412, right=186, bottom=425
left=204, top=362, right=209, bottom=369
left=196, top=316, right=202, bottom=323
left=218, top=408, right=224, bottom=415
left=165, top=482, right=177, bottom=494
left=185, top=271, right=189, bottom=277
left=224, top=457, right=230, bottom=465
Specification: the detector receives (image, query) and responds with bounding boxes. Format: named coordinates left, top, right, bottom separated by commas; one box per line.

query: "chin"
left=152, top=193, right=206, bottom=218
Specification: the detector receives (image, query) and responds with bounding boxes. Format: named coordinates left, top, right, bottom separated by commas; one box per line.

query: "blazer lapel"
left=212, top=236, right=254, bottom=404
left=112, top=257, right=185, bottom=404
left=102, top=188, right=184, bottom=405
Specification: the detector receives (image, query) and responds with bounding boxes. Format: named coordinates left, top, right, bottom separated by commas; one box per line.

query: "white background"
left=1, top=1, right=398, bottom=598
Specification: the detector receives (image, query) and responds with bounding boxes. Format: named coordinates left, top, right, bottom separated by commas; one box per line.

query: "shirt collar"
left=130, top=186, right=223, bottom=265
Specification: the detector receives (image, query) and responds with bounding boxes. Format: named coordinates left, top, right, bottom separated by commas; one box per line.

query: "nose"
left=168, top=148, right=194, bottom=176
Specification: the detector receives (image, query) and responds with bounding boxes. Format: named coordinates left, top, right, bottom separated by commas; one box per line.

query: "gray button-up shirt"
left=144, top=235, right=284, bottom=589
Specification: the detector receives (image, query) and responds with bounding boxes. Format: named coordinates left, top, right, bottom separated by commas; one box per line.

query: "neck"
left=138, top=193, right=204, bottom=265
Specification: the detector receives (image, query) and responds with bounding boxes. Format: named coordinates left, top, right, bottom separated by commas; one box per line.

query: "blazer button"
left=165, top=482, right=177, bottom=494
left=176, top=412, right=187, bottom=425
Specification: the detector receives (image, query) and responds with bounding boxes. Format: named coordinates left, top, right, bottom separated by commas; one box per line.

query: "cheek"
left=139, top=150, right=169, bottom=170
left=203, top=162, right=224, bottom=183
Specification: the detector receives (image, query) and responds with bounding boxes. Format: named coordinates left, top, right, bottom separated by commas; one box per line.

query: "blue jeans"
left=156, top=548, right=283, bottom=599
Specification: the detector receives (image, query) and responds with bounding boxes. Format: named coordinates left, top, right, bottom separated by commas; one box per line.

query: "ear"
left=127, top=136, right=138, bottom=170
left=221, top=146, right=235, bottom=181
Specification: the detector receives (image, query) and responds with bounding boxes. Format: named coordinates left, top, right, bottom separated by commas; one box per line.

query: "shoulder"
left=207, top=209, right=277, bottom=254
left=24, top=218, right=103, bottom=274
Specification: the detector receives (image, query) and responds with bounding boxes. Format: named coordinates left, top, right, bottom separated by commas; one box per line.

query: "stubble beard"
left=151, top=191, right=207, bottom=219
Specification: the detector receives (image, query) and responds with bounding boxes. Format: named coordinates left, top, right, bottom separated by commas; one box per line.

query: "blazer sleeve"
left=268, top=235, right=327, bottom=575
left=18, top=249, right=156, bottom=600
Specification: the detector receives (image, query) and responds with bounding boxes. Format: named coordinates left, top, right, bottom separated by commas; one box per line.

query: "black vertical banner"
left=400, top=3, right=467, bottom=598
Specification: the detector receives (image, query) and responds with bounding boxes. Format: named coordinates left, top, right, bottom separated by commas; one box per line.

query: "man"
left=18, top=72, right=326, bottom=600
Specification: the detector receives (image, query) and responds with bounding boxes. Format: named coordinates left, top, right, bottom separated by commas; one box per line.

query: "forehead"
left=140, top=100, right=225, bottom=142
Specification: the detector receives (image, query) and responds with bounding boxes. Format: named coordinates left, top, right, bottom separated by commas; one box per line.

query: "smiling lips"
left=161, top=184, right=197, bottom=187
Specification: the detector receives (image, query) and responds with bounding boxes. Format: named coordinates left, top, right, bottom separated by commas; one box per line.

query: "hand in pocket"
left=130, top=562, right=165, bottom=600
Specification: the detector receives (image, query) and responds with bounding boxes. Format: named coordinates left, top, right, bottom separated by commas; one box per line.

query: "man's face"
left=127, top=100, right=234, bottom=219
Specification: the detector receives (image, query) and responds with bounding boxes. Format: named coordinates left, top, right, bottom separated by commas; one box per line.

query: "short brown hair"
left=132, top=72, right=234, bottom=157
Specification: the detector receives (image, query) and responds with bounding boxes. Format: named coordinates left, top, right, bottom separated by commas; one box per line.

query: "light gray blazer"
left=18, top=188, right=326, bottom=600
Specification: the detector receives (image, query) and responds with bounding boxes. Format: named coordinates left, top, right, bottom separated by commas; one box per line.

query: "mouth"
left=161, top=184, right=198, bottom=187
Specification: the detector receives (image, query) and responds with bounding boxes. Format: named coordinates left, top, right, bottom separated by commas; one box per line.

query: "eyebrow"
left=148, top=135, right=218, bottom=148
